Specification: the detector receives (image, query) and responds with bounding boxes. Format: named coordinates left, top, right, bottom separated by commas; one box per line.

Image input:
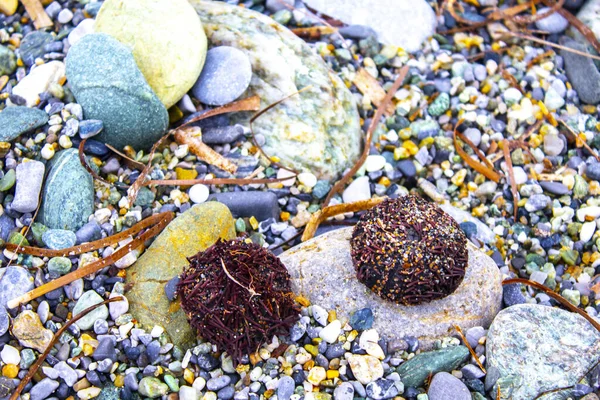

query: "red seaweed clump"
left=350, top=195, right=468, bottom=306
left=177, top=239, right=300, bottom=363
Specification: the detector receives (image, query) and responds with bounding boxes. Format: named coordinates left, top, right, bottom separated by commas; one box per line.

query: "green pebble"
left=164, top=375, right=179, bottom=392
left=561, top=289, right=581, bottom=306
left=335, top=48, right=352, bottom=61
left=235, top=218, right=246, bottom=233
left=567, top=222, right=582, bottom=238
left=8, top=231, right=29, bottom=246
left=560, top=249, right=579, bottom=266
left=108, top=191, right=122, bottom=205
left=20, top=349, right=36, bottom=369
left=573, top=175, right=589, bottom=198
left=312, top=180, right=331, bottom=200
left=31, top=222, right=48, bottom=246
left=139, top=377, right=169, bottom=398
left=511, top=148, right=525, bottom=166
left=428, top=93, right=450, bottom=117
left=525, top=253, right=545, bottom=267
left=272, top=9, right=292, bottom=25
left=307, top=204, right=321, bottom=214
left=47, top=257, right=72, bottom=276
left=0, top=169, right=15, bottom=192
left=134, top=187, right=156, bottom=207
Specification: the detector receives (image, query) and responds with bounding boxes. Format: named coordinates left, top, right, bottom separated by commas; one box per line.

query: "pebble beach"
left=1, top=0, right=600, bottom=399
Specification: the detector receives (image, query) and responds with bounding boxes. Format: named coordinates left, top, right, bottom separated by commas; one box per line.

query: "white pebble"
left=57, top=9, right=74, bottom=24
left=580, top=221, right=596, bottom=243
left=365, top=155, right=386, bottom=172
left=577, top=206, right=600, bottom=222
left=1, top=344, right=20, bottom=365
left=277, top=168, right=296, bottom=187
left=311, top=305, right=329, bottom=326
left=319, top=320, right=341, bottom=344
left=179, top=386, right=199, bottom=400
left=297, top=172, right=317, bottom=188
left=189, top=184, right=210, bottom=204
left=192, top=377, right=206, bottom=391
left=68, top=18, right=95, bottom=46
left=59, top=135, right=72, bottom=149
left=41, top=143, right=55, bottom=160
left=342, top=176, right=371, bottom=203
left=151, top=325, right=164, bottom=337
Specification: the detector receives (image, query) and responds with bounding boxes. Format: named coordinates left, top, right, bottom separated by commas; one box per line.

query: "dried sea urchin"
left=350, top=195, right=468, bottom=306
left=176, top=239, right=300, bottom=363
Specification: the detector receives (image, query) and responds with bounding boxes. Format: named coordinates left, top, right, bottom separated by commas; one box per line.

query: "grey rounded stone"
left=0, top=106, right=49, bottom=142
left=12, top=160, right=45, bottom=213
left=279, top=227, right=502, bottom=350
left=427, top=372, right=471, bottom=400
left=19, top=31, right=54, bottom=66
left=560, top=37, right=600, bottom=105
left=65, top=33, right=168, bottom=150
left=73, top=290, right=109, bottom=330
left=534, top=7, right=569, bottom=33
left=487, top=304, right=600, bottom=400
left=192, top=46, right=252, bottom=106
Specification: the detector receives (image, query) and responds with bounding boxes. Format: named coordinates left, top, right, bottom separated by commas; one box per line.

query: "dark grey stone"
left=560, top=37, right=600, bottom=105
left=20, top=31, right=55, bottom=66
left=201, top=126, right=245, bottom=144
left=0, top=45, right=16, bottom=75
left=75, top=220, right=102, bottom=244
left=0, top=106, right=49, bottom=142
left=192, top=46, right=252, bottom=106
left=427, top=372, right=471, bottom=400
left=0, top=214, right=16, bottom=242
left=65, top=33, right=168, bottom=150
left=208, top=191, right=279, bottom=221
left=93, top=337, right=117, bottom=362
left=503, top=283, right=526, bottom=306
left=12, top=161, right=45, bottom=213
left=338, top=25, right=378, bottom=39
left=397, top=159, right=416, bottom=177
left=461, top=364, right=485, bottom=379
left=217, top=385, right=235, bottom=400
left=40, top=149, right=94, bottom=231
left=539, top=181, right=570, bottom=195
left=366, top=378, right=399, bottom=399
left=396, top=346, right=470, bottom=388
left=586, top=163, right=600, bottom=181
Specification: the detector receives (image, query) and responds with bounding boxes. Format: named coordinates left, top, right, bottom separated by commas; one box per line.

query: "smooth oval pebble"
left=192, top=46, right=252, bottom=106
left=297, top=172, right=317, bottom=188
left=189, top=184, right=210, bottom=204
left=365, top=155, right=386, bottom=172
left=534, top=7, right=569, bottom=33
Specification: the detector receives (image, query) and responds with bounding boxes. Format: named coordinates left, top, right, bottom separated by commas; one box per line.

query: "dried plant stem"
left=323, top=66, right=409, bottom=207
left=221, top=259, right=260, bottom=297
left=352, top=68, right=395, bottom=116
left=501, top=31, right=600, bottom=62
left=502, top=139, right=519, bottom=221
left=20, top=0, right=52, bottom=29
left=79, top=140, right=112, bottom=186
left=10, top=297, right=123, bottom=400
left=559, top=120, right=600, bottom=163
left=105, top=144, right=147, bottom=171
left=302, top=197, right=387, bottom=242
left=175, top=127, right=238, bottom=174
left=454, top=120, right=502, bottom=183
left=453, top=324, right=487, bottom=373
left=6, top=212, right=173, bottom=309
left=144, top=177, right=299, bottom=187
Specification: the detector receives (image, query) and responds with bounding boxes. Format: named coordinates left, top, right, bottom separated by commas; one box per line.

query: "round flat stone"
left=192, top=46, right=252, bottom=106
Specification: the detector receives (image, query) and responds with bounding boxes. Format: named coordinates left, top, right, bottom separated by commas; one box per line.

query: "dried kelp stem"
left=503, top=278, right=600, bottom=332
left=323, top=65, right=409, bottom=207
left=545, top=0, right=600, bottom=54
left=559, top=120, right=600, bottom=163
left=301, top=197, right=387, bottom=241
left=78, top=139, right=112, bottom=186
left=105, top=144, right=147, bottom=171
left=144, top=176, right=300, bottom=187
left=291, top=26, right=338, bottom=40
left=4, top=192, right=42, bottom=269
left=453, top=120, right=502, bottom=183
left=174, top=127, right=238, bottom=174
left=352, top=68, right=395, bottom=116
left=502, top=31, right=600, bottom=62
left=502, top=139, right=519, bottom=221
left=20, top=0, right=53, bottom=29
left=453, top=324, right=487, bottom=373
left=6, top=212, right=174, bottom=309
left=10, top=297, right=123, bottom=400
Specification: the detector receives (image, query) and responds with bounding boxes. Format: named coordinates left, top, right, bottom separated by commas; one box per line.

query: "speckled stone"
left=279, top=227, right=502, bottom=350
left=192, top=1, right=361, bottom=180
left=560, top=37, right=600, bottom=105
left=39, top=149, right=94, bottom=231
left=396, top=346, right=470, bottom=388
left=0, top=106, right=48, bottom=142
left=487, top=304, right=600, bottom=400
left=65, top=33, right=169, bottom=150
left=127, top=202, right=236, bottom=347
left=0, top=45, right=16, bottom=75
left=94, top=0, right=207, bottom=108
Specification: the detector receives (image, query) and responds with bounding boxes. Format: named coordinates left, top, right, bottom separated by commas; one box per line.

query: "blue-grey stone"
left=217, top=385, right=235, bottom=400
left=75, top=220, right=102, bottom=244
left=79, top=119, right=104, bottom=139
left=503, top=283, right=526, bottom=306
left=334, top=382, right=355, bottom=400
left=539, top=181, right=570, bottom=195
left=73, top=290, right=109, bottom=330
left=192, top=46, right=252, bottom=106
left=534, top=7, right=569, bottom=33
left=29, top=378, right=60, bottom=400
left=134, top=186, right=155, bottom=207
left=0, top=45, right=16, bottom=75
left=427, top=372, right=471, bottom=400
left=164, top=276, right=180, bottom=302
left=0, top=375, right=14, bottom=397
left=0, top=308, right=7, bottom=337
left=560, top=37, right=600, bottom=105
left=42, top=229, right=77, bottom=250
left=0, top=106, right=49, bottom=142
left=0, top=214, right=16, bottom=242
left=201, top=126, right=245, bottom=144
left=84, top=1, right=103, bottom=17
left=397, top=159, right=416, bottom=177
left=65, top=33, right=168, bottom=150
left=277, top=376, right=295, bottom=400
left=19, top=31, right=55, bottom=66
left=40, top=149, right=94, bottom=231
left=349, top=308, right=374, bottom=331
left=366, top=378, right=399, bottom=400
left=12, top=161, right=45, bottom=213
left=338, top=24, right=377, bottom=39
left=396, top=346, right=470, bottom=388
left=207, top=375, right=231, bottom=391
left=586, top=163, right=600, bottom=181
left=208, top=191, right=279, bottom=221
left=462, top=364, right=485, bottom=379
left=0, top=266, right=34, bottom=310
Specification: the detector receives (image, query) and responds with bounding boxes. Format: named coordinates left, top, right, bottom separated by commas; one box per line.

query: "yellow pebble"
left=419, top=137, right=434, bottom=148
left=590, top=181, right=600, bottom=195
left=2, top=364, right=18, bottom=379
left=303, top=360, right=315, bottom=371
left=280, top=211, right=290, bottom=222
left=236, top=364, right=250, bottom=374
left=563, top=175, right=575, bottom=190
left=305, top=344, right=319, bottom=357
left=529, top=134, right=542, bottom=148
left=347, top=330, right=358, bottom=342
left=184, top=368, right=195, bottom=384
left=168, top=106, right=184, bottom=123
left=264, top=389, right=275, bottom=399
left=326, top=370, right=339, bottom=379
left=295, top=295, right=310, bottom=307
left=114, top=375, right=124, bottom=388
left=472, top=205, right=488, bottom=218
left=440, top=160, right=451, bottom=170
left=378, top=177, right=391, bottom=187
left=402, top=140, right=419, bottom=156
left=249, top=216, right=259, bottom=230
left=451, top=169, right=467, bottom=186
left=175, top=167, right=198, bottom=181
left=327, top=310, right=336, bottom=323
left=467, top=182, right=478, bottom=192
left=393, top=147, right=410, bottom=160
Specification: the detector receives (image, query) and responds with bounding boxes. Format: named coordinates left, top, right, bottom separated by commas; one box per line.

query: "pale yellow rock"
left=0, top=0, right=17, bottom=16
left=94, top=0, right=207, bottom=108
left=10, top=61, right=66, bottom=107
left=12, top=310, right=54, bottom=352
left=345, top=354, right=384, bottom=385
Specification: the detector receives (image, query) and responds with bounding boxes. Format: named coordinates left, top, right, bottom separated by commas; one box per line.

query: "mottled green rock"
left=138, top=377, right=168, bottom=398
left=192, top=1, right=361, bottom=181
left=65, top=33, right=168, bottom=151
left=127, top=202, right=236, bottom=348
left=47, top=257, right=72, bottom=277
left=396, top=345, right=470, bottom=388
left=39, top=149, right=94, bottom=231
left=0, top=45, right=16, bottom=75
left=0, top=169, right=15, bottom=192
left=95, top=0, right=207, bottom=109
left=428, top=93, right=449, bottom=116
left=73, top=290, right=109, bottom=330
left=0, top=106, right=48, bottom=142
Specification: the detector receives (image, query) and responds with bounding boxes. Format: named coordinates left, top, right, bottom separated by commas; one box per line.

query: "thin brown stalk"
left=10, top=297, right=123, bottom=400
left=20, top=0, right=52, bottom=29
left=143, top=176, right=298, bottom=187
left=453, top=324, right=487, bottom=373
left=453, top=120, right=502, bottom=183
left=323, top=66, right=409, bottom=207
left=501, top=31, right=600, bottom=62
left=352, top=68, right=395, bottom=116
left=174, top=126, right=238, bottom=174
left=503, top=278, right=600, bottom=332
left=78, top=139, right=112, bottom=186
left=291, top=26, right=338, bottom=40
left=302, top=197, right=386, bottom=242
left=559, top=120, right=600, bottom=163
left=6, top=212, right=173, bottom=309
left=546, top=0, right=600, bottom=54
left=105, top=144, right=147, bottom=171
left=502, top=139, right=519, bottom=220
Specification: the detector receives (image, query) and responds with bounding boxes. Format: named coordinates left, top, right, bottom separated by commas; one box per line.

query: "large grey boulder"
left=279, top=227, right=502, bottom=349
